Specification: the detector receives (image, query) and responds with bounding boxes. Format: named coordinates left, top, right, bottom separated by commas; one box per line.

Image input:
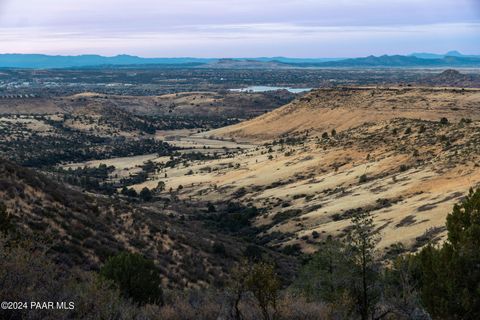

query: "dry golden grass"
left=153, top=88, right=480, bottom=253
left=210, top=87, right=480, bottom=141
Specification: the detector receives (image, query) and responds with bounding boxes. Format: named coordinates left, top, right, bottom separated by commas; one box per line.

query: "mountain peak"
left=446, top=50, right=463, bottom=57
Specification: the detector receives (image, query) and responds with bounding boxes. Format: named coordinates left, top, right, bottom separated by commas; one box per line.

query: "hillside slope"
left=0, top=91, right=294, bottom=119
left=210, top=87, right=480, bottom=140
left=0, top=159, right=296, bottom=288
left=150, top=118, right=480, bottom=254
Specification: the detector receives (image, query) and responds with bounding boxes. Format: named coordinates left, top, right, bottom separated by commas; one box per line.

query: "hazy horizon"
left=0, top=51, right=478, bottom=59
left=0, top=0, right=479, bottom=58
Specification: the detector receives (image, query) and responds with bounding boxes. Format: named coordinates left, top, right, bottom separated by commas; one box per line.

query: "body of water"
left=230, top=86, right=312, bottom=93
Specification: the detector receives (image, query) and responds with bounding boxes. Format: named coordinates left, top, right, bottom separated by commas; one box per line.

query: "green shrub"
left=272, top=209, right=302, bottom=223
left=100, top=252, right=163, bottom=305
left=359, top=174, right=368, bottom=183
left=212, top=242, right=226, bottom=256
left=244, top=244, right=263, bottom=262
left=0, top=236, right=140, bottom=320
left=139, top=187, right=153, bottom=202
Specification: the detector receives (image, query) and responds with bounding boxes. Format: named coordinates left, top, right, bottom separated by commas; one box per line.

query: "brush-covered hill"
left=210, top=87, right=480, bottom=141
left=0, top=159, right=296, bottom=289
left=418, top=69, right=480, bottom=88
left=143, top=87, right=480, bottom=255
left=156, top=117, right=480, bottom=255
left=0, top=91, right=294, bottom=117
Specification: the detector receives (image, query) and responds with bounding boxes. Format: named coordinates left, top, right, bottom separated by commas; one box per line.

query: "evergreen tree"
left=346, top=210, right=381, bottom=320
left=100, top=252, right=163, bottom=305
left=413, top=188, right=480, bottom=319
left=294, top=236, right=349, bottom=302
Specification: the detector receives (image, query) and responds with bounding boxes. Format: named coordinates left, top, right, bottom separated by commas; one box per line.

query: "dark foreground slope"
left=0, top=159, right=296, bottom=289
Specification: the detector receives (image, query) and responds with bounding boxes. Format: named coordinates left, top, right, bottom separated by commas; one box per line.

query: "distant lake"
left=230, top=86, right=312, bottom=93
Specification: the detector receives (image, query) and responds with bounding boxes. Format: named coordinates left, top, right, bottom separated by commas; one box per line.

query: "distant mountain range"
left=313, top=54, right=480, bottom=68
left=0, top=54, right=214, bottom=69
left=0, top=52, right=479, bottom=69
left=410, top=51, right=480, bottom=59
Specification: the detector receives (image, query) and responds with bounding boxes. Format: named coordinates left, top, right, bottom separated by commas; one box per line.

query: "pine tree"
left=347, top=210, right=380, bottom=320
left=414, top=188, right=480, bottom=319
left=294, top=236, right=349, bottom=302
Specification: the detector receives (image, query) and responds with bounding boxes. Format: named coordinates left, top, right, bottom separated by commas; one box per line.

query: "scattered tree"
left=246, top=261, right=281, bottom=320
left=155, top=181, right=166, bottom=192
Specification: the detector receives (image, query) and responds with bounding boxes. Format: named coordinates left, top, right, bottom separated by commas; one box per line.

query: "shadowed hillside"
left=0, top=159, right=297, bottom=289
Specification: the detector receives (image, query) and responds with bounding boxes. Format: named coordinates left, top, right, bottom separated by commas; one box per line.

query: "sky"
left=0, top=0, right=479, bottom=58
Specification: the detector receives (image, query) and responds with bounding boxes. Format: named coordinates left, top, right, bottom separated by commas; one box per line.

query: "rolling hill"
left=210, top=87, right=480, bottom=140
left=139, top=87, right=480, bottom=255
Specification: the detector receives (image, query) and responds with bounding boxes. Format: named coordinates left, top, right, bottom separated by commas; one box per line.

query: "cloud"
left=1, top=0, right=478, bottom=28
left=1, top=22, right=479, bottom=57
left=0, top=0, right=7, bottom=15
left=0, top=0, right=478, bottom=56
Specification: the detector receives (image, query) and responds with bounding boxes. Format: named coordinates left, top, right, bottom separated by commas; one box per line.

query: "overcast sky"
left=0, top=0, right=479, bottom=57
